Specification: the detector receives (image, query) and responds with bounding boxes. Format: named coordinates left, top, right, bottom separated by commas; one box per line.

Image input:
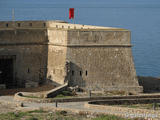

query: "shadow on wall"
left=46, top=77, right=61, bottom=87
left=69, top=62, right=86, bottom=89
left=138, top=76, right=160, bottom=93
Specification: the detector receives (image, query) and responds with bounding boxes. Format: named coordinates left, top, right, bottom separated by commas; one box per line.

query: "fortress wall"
left=0, top=29, right=48, bottom=44
left=67, top=30, right=130, bottom=45
left=46, top=28, right=142, bottom=92
left=47, top=22, right=122, bottom=30
left=47, top=45, right=67, bottom=85
left=0, top=21, right=142, bottom=92
left=47, top=29, right=67, bottom=45
left=0, top=21, right=47, bottom=28
left=0, top=29, right=48, bottom=88
left=66, top=47, right=142, bottom=92
left=47, top=29, right=68, bottom=84
left=0, top=21, right=68, bottom=29
left=66, top=30, right=142, bottom=92
left=0, top=45, right=48, bottom=87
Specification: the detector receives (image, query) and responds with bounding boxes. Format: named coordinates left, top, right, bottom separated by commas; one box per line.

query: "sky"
left=1, top=0, right=160, bottom=8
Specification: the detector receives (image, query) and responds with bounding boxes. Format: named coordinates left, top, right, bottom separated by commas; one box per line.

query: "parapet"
left=0, top=20, right=130, bottom=46
left=0, top=20, right=128, bottom=31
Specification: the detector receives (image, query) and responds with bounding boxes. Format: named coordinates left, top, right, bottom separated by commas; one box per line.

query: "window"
left=72, top=70, right=74, bottom=76
left=80, top=71, right=82, bottom=76
left=56, top=25, right=58, bottom=28
left=43, top=23, right=46, bottom=27
left=17, top=23, right=20, bottom=27
left=86, top=70, right=88, bottom=76
left=29, top=23, right=32, bottom=26
left=6, top=23, right=8, bottom=27
left=62, top=25, right=64, bottom=28
left=27, top=68, right=30, bottom=73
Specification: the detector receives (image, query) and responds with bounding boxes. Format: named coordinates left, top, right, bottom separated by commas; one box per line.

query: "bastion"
left=0, top=20, right=143, bottom=93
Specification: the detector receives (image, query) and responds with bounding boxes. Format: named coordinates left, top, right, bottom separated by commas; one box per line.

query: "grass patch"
left=0, top=110, right=144, bottom=120
left=28, top=109, right=46, bottom=114
left=93, top=114, right=132, bottom=120
left=54, top=94, right=72, bottom=98
left=54, top=90, right=76, bottom=98
left=0, top=112, right=30, bottom=120
left=0, top=109, right=46, bottom=120
left=26, top=117, right=39, bottom=120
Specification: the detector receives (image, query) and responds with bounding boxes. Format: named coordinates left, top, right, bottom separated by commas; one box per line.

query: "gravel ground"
left=0, top=102, right=15, bottom=113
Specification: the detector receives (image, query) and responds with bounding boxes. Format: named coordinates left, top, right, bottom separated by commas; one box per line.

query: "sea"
left=0, top=0, right=160, bottom=77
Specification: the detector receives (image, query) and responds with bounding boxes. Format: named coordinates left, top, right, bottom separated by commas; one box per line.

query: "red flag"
left=69, top=8, right=74, bottom=19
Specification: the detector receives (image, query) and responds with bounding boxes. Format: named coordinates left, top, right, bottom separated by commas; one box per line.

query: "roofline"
left=0, top=20, right=129, bottom=31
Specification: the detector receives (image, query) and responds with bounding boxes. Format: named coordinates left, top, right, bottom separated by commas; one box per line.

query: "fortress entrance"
left=0, top=56, right=15, bottom=88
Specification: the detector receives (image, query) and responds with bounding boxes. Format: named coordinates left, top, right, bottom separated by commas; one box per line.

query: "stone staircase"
left=44, top=82, right=68, bottom=98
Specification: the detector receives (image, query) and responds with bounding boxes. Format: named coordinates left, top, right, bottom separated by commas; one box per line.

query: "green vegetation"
left=23, top=95, right=40, bottom=99
left=0, top=110, right=143, bottom=120
left=54, top=90, right=76, bottom=98
left=93, top=114, right=132, bottom=120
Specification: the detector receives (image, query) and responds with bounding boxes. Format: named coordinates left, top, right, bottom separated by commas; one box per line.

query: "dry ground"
left=0, top=84, right=56, bottom=96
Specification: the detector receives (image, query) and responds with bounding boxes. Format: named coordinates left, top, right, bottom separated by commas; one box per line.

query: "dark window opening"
left=6, top=23, right=8, bottom=27
left=0, top=58, right=14, bottom=88
left=72, top=70, right=74, bottom=76
left=43, top=23, right=46, bottom=27
left=80, top=71, right=82, bottom=76
left=27, top=68, right=30, bottom=73
left=29, top=23, right=32, bottom=26
left=56, top=25, right=58, bottom=28
left=86, top=70, right=88, bottom=76
left=17, top=23, right=20, bottom=27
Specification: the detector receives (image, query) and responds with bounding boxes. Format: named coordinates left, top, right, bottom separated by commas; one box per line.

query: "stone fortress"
left=0, top=20, right=143, bottom=93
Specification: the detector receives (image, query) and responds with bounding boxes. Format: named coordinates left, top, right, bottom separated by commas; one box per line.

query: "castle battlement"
left=0, top=21, right=130, bottom=46
left=0, top=20, right=142, bottom=93
left=0, top=20, right=127, bottom=31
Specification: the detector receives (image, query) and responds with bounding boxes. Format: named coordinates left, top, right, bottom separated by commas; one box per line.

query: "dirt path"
left=0, top=96, right=105, bottom=114
left=0, top=96, right=159, bottom=120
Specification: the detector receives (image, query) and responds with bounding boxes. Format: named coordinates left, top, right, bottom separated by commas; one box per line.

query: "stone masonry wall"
left=66, top=47, right=142, bottom=92
left=47, top=29, right=68, bottom=84
left=0, top=28, right=48, bottom=87
left=46, top=28, right=142, bottom=93
left=65, top=30, right=142, bottom=92
left=0, top=21, right=142, bottom=92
